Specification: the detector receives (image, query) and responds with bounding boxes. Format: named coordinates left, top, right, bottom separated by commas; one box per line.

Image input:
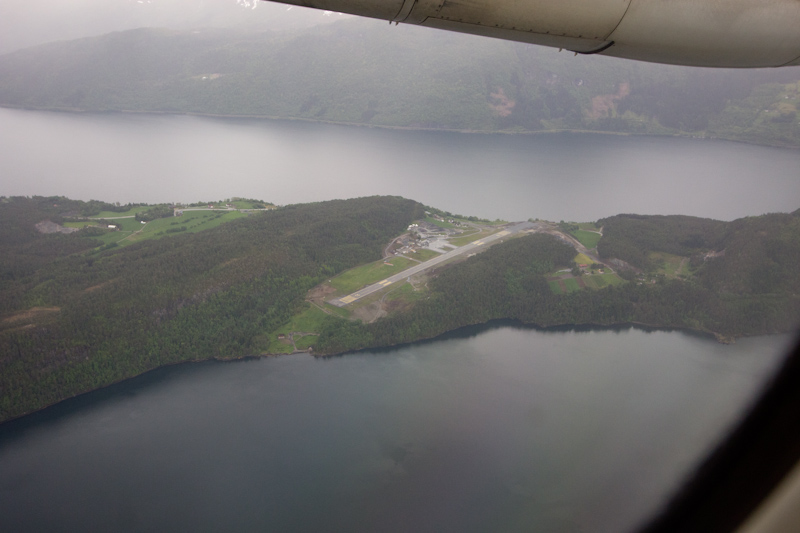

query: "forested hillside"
left=2, top=196, right=798, bottom=423
left=598, top=211, right=800, bottom=300
left=313, top=211, right=800, bottom=355
left=0, top=195, right=424, bottom=422
left=0, top=20, right=798, bottom=146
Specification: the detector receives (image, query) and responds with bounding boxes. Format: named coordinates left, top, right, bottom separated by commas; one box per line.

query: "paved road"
left=329, top=221, right=538, bottom=307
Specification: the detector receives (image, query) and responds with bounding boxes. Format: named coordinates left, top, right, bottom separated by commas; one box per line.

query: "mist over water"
left=1, top=107, right=799, bottom=221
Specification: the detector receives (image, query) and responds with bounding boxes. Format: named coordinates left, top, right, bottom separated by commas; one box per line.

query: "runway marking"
left=329, top=222, right=536, bottom=307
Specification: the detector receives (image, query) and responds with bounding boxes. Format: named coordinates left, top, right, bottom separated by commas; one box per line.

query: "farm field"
left=228, top=199, right=274, bottom=209
left=275, top=304, right=329, bottom=337
left=67, top=210, right=251, bottom=248
left=90, top=207, right=143, bottom=218
left=563, top=277, right=581, bottom=293
left=650, top=251, right=691, bottom=278
left=571, top=229, right=602, bottom=249
left=258, top=304, right=329, bottom=354
left=548, top=271, right=625, bottom=294
left=122, top=211, right=247, bottom=245
left=548, top=280, right=565, bottom=294
left=577, top=222, right=600, bottom=230
left=582, top=272, right=626, bottom=289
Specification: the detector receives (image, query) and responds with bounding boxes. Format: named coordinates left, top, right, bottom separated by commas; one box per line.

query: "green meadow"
left=329, top=257, right=415, bottom=294
left=571, top=229, right=602, bottom=249
left=650, top=251, right=691, bottom=279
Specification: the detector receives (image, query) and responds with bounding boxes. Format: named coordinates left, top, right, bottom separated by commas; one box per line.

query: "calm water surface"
left=0, top=327, right=794, bottom=532
left=1, top=108, right=799, bottom=531
left=1, top=107, right=799, bottom=221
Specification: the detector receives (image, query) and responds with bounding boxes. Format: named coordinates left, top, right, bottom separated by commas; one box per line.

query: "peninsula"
left=1, top=195, right=798, bottom=422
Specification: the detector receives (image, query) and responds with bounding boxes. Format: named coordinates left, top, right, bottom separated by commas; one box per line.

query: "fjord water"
left=1, top=107, right=800, bottom=221
left=1, top=108, right=799, bottom=531
left=0, top=327, right=792, bottom=533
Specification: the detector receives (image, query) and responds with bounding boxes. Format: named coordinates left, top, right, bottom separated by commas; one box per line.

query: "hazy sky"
left=0, top=0, right=348, bottom=54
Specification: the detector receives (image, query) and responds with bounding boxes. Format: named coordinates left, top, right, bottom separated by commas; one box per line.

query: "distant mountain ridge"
left=0, top=0, right=340, bottom=55
left=0, top=20, right=799, bottom=146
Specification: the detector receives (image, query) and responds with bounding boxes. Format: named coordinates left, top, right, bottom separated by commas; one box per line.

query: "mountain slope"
left=0, top=21, right=798, bottom=146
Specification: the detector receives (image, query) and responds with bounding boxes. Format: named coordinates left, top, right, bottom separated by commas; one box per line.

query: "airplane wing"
left=262, top=0, right=800, bottom=68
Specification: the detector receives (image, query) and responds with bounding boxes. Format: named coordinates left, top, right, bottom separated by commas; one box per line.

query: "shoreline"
left=309, top=318, right=740, bottom=359
left=0, top=319, right=792, bottom=425
left=2, top=104, right=798, bottom=151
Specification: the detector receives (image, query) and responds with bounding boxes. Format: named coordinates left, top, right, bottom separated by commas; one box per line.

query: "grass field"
left=262, top=304, right=330, bottom=354
left=91, top=230, right=134, bottom=246
left=63, top=221, right=103, bottom=229
left=574, top=253, right=594, bottom=266
left=294, top=335, right=318, bottom=350
left=577, top=222, right=600, bottom=230
left=101, top=218, right=141, bottom=231
left=275, top=304, right=329, bottom=336
left=122, top=211, right=246, bottom=245
left=424, top=217, right=459, bottom=229
left=448, top=228, right=497, bottom=247
left=563, top=278, right=582, bottom=293
left=385, top=281, right=427, bottom=305
left=582, top=273, right=625, bottom=289
left=322, top=302, right=351, bottom=319
left=549, top=271, right=625, bottom=294
left=402, top=249, right=439, bottom=262
left=229, top=200, right=275, bottom=210
left=90, top=207, right=143, bottom=218
left=548, top=280, right=563, bottom=294
left=329, top=257, right=414, bottom=294
left=264, top=337, right=295, bottom=355
left=650, top=251, right=691, bottom=279
left=571, top=229, right=602, bottom=249
left=64, top=218, right=143, bottom=247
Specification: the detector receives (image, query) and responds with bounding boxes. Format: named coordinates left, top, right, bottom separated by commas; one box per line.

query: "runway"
left=329, top=221, right=537, bottom=307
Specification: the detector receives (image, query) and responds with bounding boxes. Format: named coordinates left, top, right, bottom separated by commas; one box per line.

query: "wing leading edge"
left=263, top=0, right=800, bottom=68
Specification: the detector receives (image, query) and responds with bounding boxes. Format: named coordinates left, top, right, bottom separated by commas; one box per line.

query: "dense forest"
left=1, top=196, right=799, bottom=423
left=313, top=211, right=800, bottom=354
left=0, top=195, right=425, bottom=422
left=0, top=20, right=798, bottom=147
left=597, top=211, right=800, bottom=298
